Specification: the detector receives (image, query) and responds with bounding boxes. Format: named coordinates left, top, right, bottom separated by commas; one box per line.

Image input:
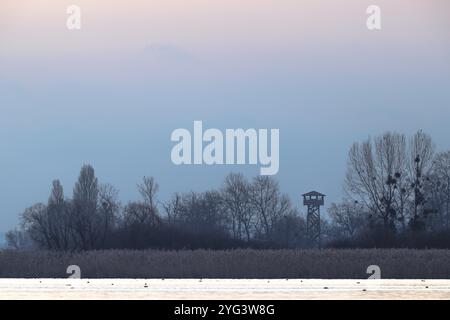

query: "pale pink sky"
left=1, top=0, right=448, bottom=56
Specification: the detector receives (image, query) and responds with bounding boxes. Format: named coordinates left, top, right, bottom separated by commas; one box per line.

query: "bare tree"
left=72, top=165, right=99, bottom=250
left=138, top=177, right=159, bottom=212
left=249, top=176, right=293, bottom=239
left=408, top=130, right=435, bottom=230
left=162, top=193, right=182, bottom=225
left=165, top=191, right=227, bottom=235
left=98, top=183, right=120, bottom=243
left=328, top=200, right=368, bottom=238
left=222, top=173, right=254, bottom=241
left=123, top=177, right=161, bottom=227
left=426, top=151, right=450, bottom=229
left=123, top=202, right=161, bottom=227
left=17, top=181, right=71, bottom=250
left=47, top=180, right=71, bottom=250
left=345, top=132, right=407, bottom=231
left=20, top=203, right=51, bottom=249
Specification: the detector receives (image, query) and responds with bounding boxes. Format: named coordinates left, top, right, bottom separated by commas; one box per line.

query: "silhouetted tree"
left=408, top=130, right=435, bottom=231
left=328, top=200, right=368, bottom=238
left=20, top=203, right=51, bottom=249
left=97, top=183, right=120, bottom=244
left=222, top=173, right=254, bottom=241
left=71, top=165, right=100, bottom=250
left=345, top=132, right=407, bottom=231
left=122, top=176, right=161, bottom=227
left=249, top=176, right=293, bottom=239
left=171, top=191, right=227, bottom=235
left=426, top=151, right=450, bottom=230
left=47, top=180, right=71, bottom=250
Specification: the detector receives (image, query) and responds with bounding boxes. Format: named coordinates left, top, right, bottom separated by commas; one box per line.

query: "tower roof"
left=302, top=191, right=326, bottom=197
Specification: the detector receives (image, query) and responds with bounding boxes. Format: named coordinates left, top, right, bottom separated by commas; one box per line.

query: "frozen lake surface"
left=1, top=279, right=450, bottom=299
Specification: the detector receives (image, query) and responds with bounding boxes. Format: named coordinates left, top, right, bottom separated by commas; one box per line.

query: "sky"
left=1, top=0, right=450, bottom=232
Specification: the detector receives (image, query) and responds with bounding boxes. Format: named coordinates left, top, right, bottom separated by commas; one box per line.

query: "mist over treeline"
left=5, top=130, right=450, bottom=251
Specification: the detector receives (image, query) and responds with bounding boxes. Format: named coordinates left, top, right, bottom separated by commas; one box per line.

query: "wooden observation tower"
left=302, top=191, right=325, bottom=248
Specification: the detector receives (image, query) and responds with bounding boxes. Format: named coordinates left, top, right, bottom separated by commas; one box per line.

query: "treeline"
left=327, top=130, right=450, bottom=248
left=5, top=167, right=305, bottom=251
left=5, top=130, right=450, bottom=251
